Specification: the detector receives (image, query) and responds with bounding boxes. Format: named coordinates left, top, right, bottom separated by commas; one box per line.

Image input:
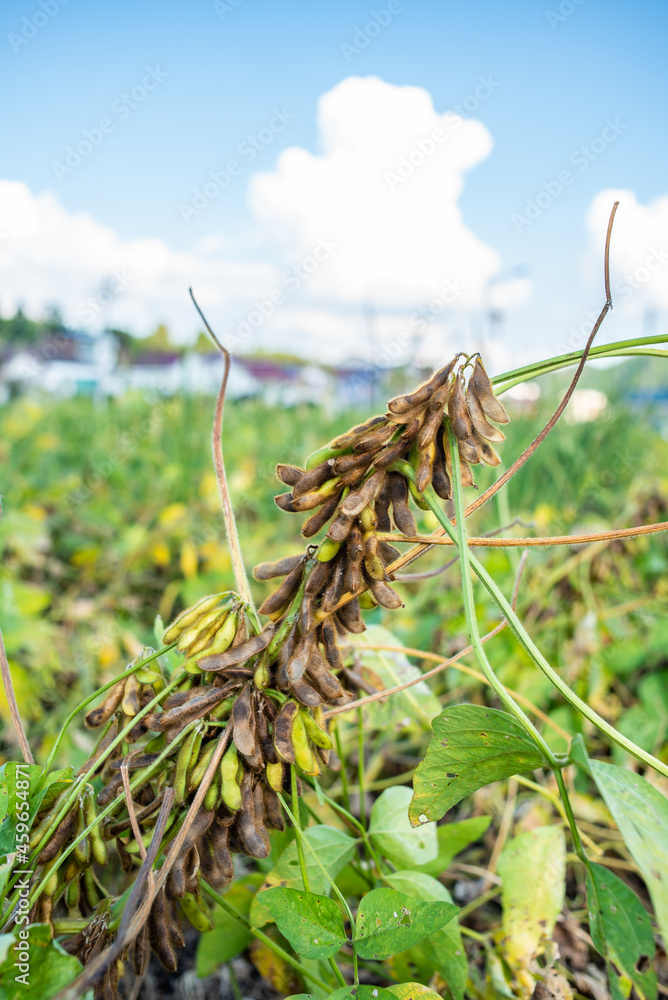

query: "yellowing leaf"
left=158, top=502, right=188, bottom=526
left=386, top=983, right=443, bottom=1000
left=151, top=541, right=171, bottom=567
left=497, top=824, right=565, bottom=968
left=180, top=540, right=198, bottom=579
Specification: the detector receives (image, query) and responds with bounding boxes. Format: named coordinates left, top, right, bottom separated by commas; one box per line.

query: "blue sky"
left=1, top=0, right=667, bottom=366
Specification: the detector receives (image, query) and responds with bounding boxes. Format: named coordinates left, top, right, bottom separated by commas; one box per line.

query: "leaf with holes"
left=497, top=825, right=565, bottom=968
left=355, top=887, right=458, bottom=961
left=588, top=761, right=668, bottom=953
left=586, top=863, right=656, bottom=1000
left=257, top=887, right=347, bottom=960
left=409, top=705, right=546, bottom=826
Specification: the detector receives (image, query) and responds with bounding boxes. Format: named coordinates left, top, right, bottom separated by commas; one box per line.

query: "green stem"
left=302, top=777, right=385, bottom=878
left=291, top=765, right=310, bottom=892
left=329, top=956, right=348, bottom=987
left=333, top=720, right=352, bottom=814
left=201, top=882, right=332, bottom=993
left=428, top=434, right=558, bottom=767
left=40, top=643, right=176, bottom=775
left=357, top=707, right=366, bottom=829
left=554, top=769, right=588, bottom=865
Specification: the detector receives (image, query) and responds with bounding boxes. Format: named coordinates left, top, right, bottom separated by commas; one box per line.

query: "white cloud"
left=249, top=76, right=507, bottom=309
left=0, top=179, right=274, bottom=340
left=585, top=189, right=668, bottom=313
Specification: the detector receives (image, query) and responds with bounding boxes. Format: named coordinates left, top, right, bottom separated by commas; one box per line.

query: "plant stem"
left=333, top=719, right=352, bottom=814
left=357, top=707, right=366, bottom=829
left=201, top=882, right=332, bottom=993
left=291, top=765, right=310, bottom=892
left=554, top=769, right=588, bottom=864
left=429, top=432, right=558, bottom=767
left=329, top=956, right=348, bottom=987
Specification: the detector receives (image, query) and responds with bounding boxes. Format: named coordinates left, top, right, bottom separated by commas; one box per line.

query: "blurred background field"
left=2, top=360, right=668, bottom=777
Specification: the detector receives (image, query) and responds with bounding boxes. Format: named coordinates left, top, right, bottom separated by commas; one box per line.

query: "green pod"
left=317, top=538, right=341, bottom=563
left=359, top=591, right=378, bottom=610
left=220, top=743, right=242, bottom=811
left=201, top=610, right=239, bottom=657
left=188, top=741, right=218, bottom=792
left=291, top=713, right=317, bottom=775
left=83, top=866, right=100, bottom=909
left=180, top=892, right=214, bottom=932
left=174, top=726, right=199, bottom=805
left=83, top=786, right=108, bottom=866
left=265, top=761, right=284, bottom=792
left=135, top=666, right=162, bottom=684
left=300, top=710, right=334, bottom=750
left=204, top=775, right=220, bottom=812
left=305, top=444, right=350, bottom=470
left=65, top=875, right=81, bottom=910
left=163, top=593, right=227, bottom=644
left=43, top=866, right=60, bottom=898
left=254, top=657, right=270, bottom=689
left=177, top=606, right=227, bottom=654
left=73, top=795, right=91, bottom=866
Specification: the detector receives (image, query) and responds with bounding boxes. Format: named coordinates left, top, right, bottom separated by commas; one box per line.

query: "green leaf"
left=196, top=875, right=262, bottom=977
left=386, top=984, right=444, bottom=1000
left=497, top=825, right=565, bottom=968
left=249, top=826, right=358, bottom=928
left=0, top=923, right=91, bottom=1000
left=326, top=989, right=396, bottom=1000
left=409, top=705, right=545, bottom=825
left=415, top=815, right=491, bottom=877
left=369, top=787, right=438, bottom=868
left=586, top=862, right=656, bottom=1000
left=384, top=872, right=467, bottom=1000
left=355, top=887, right=458, bottom=961
left=257, top=887, right=346, bottom=959
left=587, top=760, right=668, bottom=946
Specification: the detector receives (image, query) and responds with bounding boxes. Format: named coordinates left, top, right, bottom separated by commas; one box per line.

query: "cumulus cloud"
left=0, top=180, right=274, bottom=340
left=249, top=76, right=506, bottom=309
left=585, top=189, right=668, bottom=313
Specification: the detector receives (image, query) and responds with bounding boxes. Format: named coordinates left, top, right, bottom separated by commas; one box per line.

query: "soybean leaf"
left=586, top=862, right=657, bottom=1000
left=386, top=984, right=444, bottom=1000
left=325, top=989, right=396, bottom=1000
left=355, top=887, right=458, bottom=961
left=258, top=887, right=346, bottom=960
left=0, top=923, right=92, bottom=1000
left=196, top=874, right=262, bottom=977
left=409, top=705, right=545, bottom=825
left=384, top=872, right=467, bottom=1000
left=369, top=787, right=437, bottom=868
left=497, top=825, right=565, bottom=968
left=588, top=760, right=668, bottom=946
left=250, top=826, right=357, bottom=927
left=415, top=815, right=491, bottom=877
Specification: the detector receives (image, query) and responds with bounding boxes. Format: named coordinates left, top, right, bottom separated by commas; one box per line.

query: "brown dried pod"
left=230, top=614, right=248, bottom=648
left=152, top=687, right=231, bottom=730
left=168, top=847, right=189, bottom=898
left=415, top=439, right=436, bottom=493
left=465, top=385, right=506, bottom=441
left=253, top=553, right=304, bottom=581
left=97, top=774, right=124, bottom=807
left=330, top=415, right=387, bottom=449
left=263, top=786, right=285, bottom=831
left=328, top=510, right=356, bottom=542
left=299, top=591, right=316, bottom=634
left=276, top=463, right=304, bottom=486
left=320, top=619, right=344, bottom=672
left=198, top=820, right=234, bottom=889
left=257, top=559, right=305, bottom=616
left=109, top=752, right=161, bottom=772
left=346, top=525, right=365, bottom=593
left=353, top=423, right=395, bottom=452
left=374, top=476, right=392, bottom=531
left=236, top=771, right=270, bottom=858
left=274, top=492, right=297, bottom=513
left=166, top=891, right=185, bottom=948
left=336, top=464, right=368, bottom=491
left=184, top=845, right=201, bottom=895
left=378, top=540, right=401, bottom=565
left=293, top=460, right=335, bottom=499
left=274, top=701, right=299, bottom=763
left=84, top=681, right=125, bottom=729
left=330, top=449, right=375, bottom=475
left=291, top=676, right=323, bottom=706
left=319, top=554, right=347, bottom=613
left=255, top=704, right=278, bottom=764
left=301, top=491, right=341, bottom=538
left=179, top=808, right=216, bottom=855
left=336, top=596, right=366, bottom=634
left=432, top=431, right=452, bottom=500
left=368, top=577, right=404, bottom=609
left=287, top=634, right=314, bottom=685
left=470, top=356, right=510, bottom=423
left=133, top=922, right=149, bottom=977
left=198, top=627, right=274, bottom=672
left=472, top=429, right=502, bottom=467
left=164, top=686, right=203, bottom=710
left=388, top=471, right=417, bottom=535
left=233, top=683, right=263, bottom=768
left=149, top=887, right=178, bottom=971
left=443, top=428, right=475, bottom=487
left=305, top=556, right=334, bottom=595
left=107, top=791, right=165, bottom=837
left=374, top=434, right=411, bottom=469
left=116, top=835, right=134, bottom=873
left=306, top=646, right=345, bottom=701
left=447, top=373, right=474, bottom=442
left=340, top=469, right=386, bottom=517
left=276, top=621, right=298, bottom=690
left=77, top=718, right=119, bottom=776
left=38, top=810, right=76, bottom=863
left=387, top=357, right=458, bottom=414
